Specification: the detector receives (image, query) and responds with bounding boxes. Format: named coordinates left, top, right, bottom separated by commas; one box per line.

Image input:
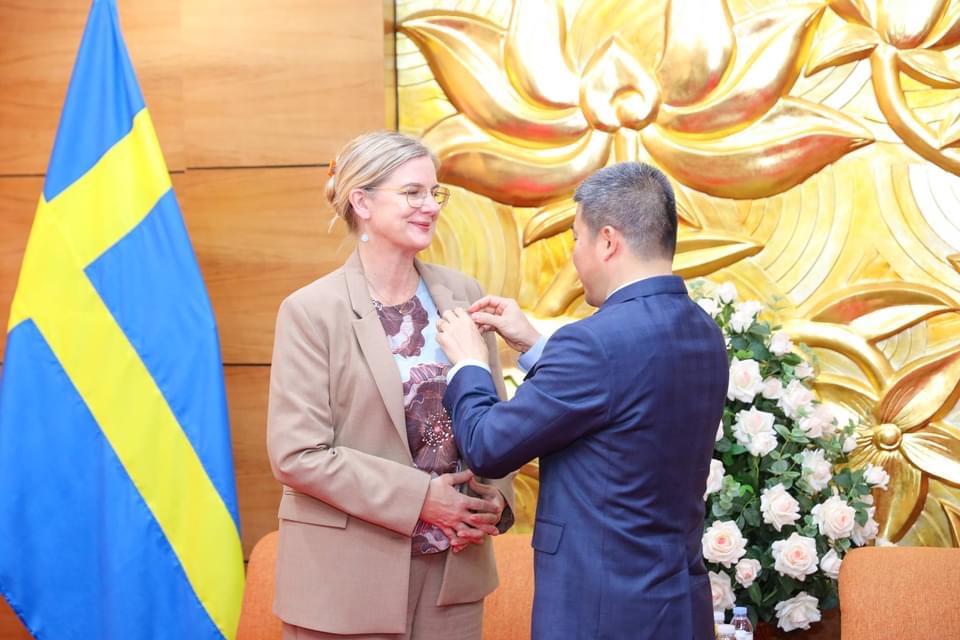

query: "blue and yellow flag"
left=0, top=1, right=244, bottom=638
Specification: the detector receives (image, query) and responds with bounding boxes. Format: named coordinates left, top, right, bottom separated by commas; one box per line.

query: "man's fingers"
left=468, top=295, right=507, bottom=314
left=470, top=311, right=505, bottom=331
left=467, top=477, right=494, bottom=497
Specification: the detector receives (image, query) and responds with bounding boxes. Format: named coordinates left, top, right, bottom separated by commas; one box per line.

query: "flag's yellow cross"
left=9, top=110, right=243, bottom=639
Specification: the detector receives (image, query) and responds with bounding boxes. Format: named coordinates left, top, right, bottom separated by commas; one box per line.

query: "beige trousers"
left=282, top=551, right=484, bottom=640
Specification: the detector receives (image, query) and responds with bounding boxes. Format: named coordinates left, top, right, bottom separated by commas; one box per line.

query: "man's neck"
left=602, top=259, right=673, bottom=301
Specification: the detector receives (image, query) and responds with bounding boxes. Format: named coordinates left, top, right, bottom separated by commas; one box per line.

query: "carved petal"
left=643, top=98, right=873, bottom=199
left=875, top=0, right=948, bottom=49
left=580, top=36, right=660, bottom=132
left=902, top=422, right=960, bottom=485
left=805, top=22, right=880, bottom=76
left=781, top=319, right=893, bottom=389
left=523, top=200, right=577, bottom=246
left=533, top=260, right=582, bottom=316
left=505, top=0, right=579, bottom=108
left=849, top=304, right=960, bottom=342
left=941, top=499, right=960, bottom=545
left=878, top=344, right=960, bottom=427
left=423, top=115, right=612, bottom=207
left=815, top=372, right=882, bottom=422
left=937, top=101, right=960, bottom=148
left=950, top=254, right=960, bottom=272
left=809, top=282, right=956, bottom=323
left=898, top=49, right=960, bottom=89
left=656, top=0, right=735, bottom=107
left=922, top=3, right=960, bottom=49
left=852, top=448, right=927, bottom=542
left=399, top=12, right=588, bottom=146
left=657, top=4, right=825, bottom=137
left=827, top=0, right=874, bottom=27
left=672, top=232, right=763, bottom=279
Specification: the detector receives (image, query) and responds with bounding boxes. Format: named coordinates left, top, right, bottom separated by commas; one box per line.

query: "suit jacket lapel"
left=344, top=251, right=411, bottom=458
left=418, top=258, right=469, bottom=313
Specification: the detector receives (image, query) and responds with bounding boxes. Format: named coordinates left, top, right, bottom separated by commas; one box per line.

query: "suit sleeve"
left=266, top=296, right=430, bottom=537
left=465, top=278, right=516, bottom=533
left=444, top=320, right=610, bottom=479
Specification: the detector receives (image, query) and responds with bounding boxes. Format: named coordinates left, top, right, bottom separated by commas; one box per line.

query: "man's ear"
left=599, top=225, right=619, bottom=260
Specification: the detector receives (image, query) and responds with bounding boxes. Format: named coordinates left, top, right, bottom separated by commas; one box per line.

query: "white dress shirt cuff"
left=446, top=360, right=491, bottom=383
left=517, top=336, right=547, bottom=372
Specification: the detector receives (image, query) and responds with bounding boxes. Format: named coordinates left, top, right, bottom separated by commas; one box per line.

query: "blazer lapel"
left=418, top=258, right=469, bottom=313
left=344, top=251, right=411, bottom=458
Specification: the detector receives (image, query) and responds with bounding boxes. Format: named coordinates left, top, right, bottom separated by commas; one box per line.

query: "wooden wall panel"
left=226, top=365, right=277, bottom=557
left=0, top=0, right=184, bottom=174
left=0, top=594, right=30, bottom=640
left=0, top=177, right=41, bottom=360
left=182, top=0, right=386, bottom=168
left=178, top=167, right=352, bottom=364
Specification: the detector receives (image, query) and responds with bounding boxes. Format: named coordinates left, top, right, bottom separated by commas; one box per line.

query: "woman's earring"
left=360, top=230, right=369, bottom=243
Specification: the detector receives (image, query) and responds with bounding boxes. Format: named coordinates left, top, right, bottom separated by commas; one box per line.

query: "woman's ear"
left=348, top=188, right=371, bottom=223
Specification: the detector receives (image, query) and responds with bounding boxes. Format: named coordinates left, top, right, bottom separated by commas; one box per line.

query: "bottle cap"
left=733, top=606, right=748, bottom=615
left=714, top=610, right=724, bottom=623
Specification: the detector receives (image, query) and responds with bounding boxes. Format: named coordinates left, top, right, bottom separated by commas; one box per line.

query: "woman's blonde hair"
left=325, top=131, right=439, bottom=232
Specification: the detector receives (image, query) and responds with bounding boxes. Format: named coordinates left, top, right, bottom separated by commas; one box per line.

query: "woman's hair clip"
left=327, top=159, right=337, bottom=177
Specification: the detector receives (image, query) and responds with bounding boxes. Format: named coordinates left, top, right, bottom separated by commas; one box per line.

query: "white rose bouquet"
left=694, top=282, right=886, bottom=633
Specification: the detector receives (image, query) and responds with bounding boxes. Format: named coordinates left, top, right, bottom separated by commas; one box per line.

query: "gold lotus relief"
left=396, top=0, right=960, bottom=544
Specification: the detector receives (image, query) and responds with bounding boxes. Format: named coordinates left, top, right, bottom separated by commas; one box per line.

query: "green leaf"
left=770, top=459, right=790, bottom=474
left=748, top=583, right=763, bottom=605
left=715, top=438, right=732, bottom=453
left=712, top=501, right=729, bottom=518
left=730, top=443, right=748, bottom=455
left=773, top=424, right=791, bottom=439
left=855, top=509, right=868, bottom=527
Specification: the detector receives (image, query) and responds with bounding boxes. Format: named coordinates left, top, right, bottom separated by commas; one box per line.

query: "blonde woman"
left=267, top=131, right=515, bottom=640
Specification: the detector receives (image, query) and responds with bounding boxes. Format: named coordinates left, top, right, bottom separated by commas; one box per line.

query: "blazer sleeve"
left=444, top=320, right=610, bottom=479
left=466, top=278, right=516, bottom=533
left=266, top=295, right=430, bottom=537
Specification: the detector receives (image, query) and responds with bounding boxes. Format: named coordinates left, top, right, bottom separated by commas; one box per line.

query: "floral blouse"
left=374, top=279, right=457, bottom=555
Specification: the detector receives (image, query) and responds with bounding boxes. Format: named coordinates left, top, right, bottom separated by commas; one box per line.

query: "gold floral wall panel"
left=396, top=0, right=960, bottom=545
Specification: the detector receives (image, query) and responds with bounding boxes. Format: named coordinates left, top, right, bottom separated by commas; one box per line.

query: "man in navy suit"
left=436, top=162, right=729, bottom=639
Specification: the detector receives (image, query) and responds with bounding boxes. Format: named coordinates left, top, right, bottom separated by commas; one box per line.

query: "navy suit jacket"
left=444, top=276, right=729, bottom=640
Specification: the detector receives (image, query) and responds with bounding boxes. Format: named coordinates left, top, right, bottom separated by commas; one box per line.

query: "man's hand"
left=446, top=477, right=507, bottom=553
left=437, top=308, right=490, bottom=366
left=468, top=295, right=542, bottom=353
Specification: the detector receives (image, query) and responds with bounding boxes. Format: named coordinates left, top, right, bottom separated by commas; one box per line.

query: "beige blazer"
left=266, top=250, right=515, bottom=635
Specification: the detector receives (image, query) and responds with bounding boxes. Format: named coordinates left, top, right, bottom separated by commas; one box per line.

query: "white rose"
left=717, top=282, right=738, bottom=304
left=709, top=571, right=736, bottom=611
left=769, top=332, right=794, bottom=356
left=842, top=434, right=859, bottom=453
left=863, top=463, right=890, bottom=490
left=704, top=459, right=725, bottom=500
left=819, top=549, right=842, bottom=579
left=772, top=533, right=819, bottom=581
left=734, top=558, right=762, bottom=588
left=852, top=516, right=880, bottom=546
left=728, top=358, right=764, bottom=403
left=702, top=520, right=748, bottom=568
left=799, top=404, right=836, bottom=439
left=733, top=407, right=778, bottom=456
left=800, top=449, right=833, bottom=493
left=760, top=483, right=801, bottom=531
left=761, top=377, right=783, bottom=400
left=811, top=495, right=856, bottom=541
left=794, top=361, right=814, bottom=379
left=698, top=297, right=720, bottom=317
left=729, top=309, right=754, bottom=333
left=775, top=592, right=821, bottom=632
left=779, top=380, right=815, bottom=420
left=736, top=300, right=764, bottom=318
left=875, top=537, right=896, bottom=547
left=716, top=420, right=725, bottom=442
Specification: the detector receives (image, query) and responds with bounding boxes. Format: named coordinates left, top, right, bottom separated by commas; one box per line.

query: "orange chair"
left=839, top=546, right=960, bottom=640
left=235, top=531, right=535, bottom=640
left=236, top=530, right=282, bottom=640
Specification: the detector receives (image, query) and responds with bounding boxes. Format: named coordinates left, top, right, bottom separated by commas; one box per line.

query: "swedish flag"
left=0, top=1, right=244, bottom=638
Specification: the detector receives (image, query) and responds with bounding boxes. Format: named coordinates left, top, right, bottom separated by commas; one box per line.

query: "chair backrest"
left=235, top=530, right=534, bottom=640
left=483, top=533, right=534, bottom=640
left=839, top=546, right=960, bottom=640
left=236, top=530, right=282, bottom=640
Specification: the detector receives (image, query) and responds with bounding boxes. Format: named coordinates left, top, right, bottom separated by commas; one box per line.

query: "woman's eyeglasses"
left=365, top=186, right=451, bottom=209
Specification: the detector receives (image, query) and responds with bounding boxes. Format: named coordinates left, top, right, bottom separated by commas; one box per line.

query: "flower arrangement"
left=693, top=282, right=889, bottom=633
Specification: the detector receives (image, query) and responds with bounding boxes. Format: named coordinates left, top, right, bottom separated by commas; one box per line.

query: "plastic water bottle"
left=713, top=610, right=725, bottom=638
left=731, top=606, right=754, bottom=640
left=716, top=623, right=736, bottom=640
